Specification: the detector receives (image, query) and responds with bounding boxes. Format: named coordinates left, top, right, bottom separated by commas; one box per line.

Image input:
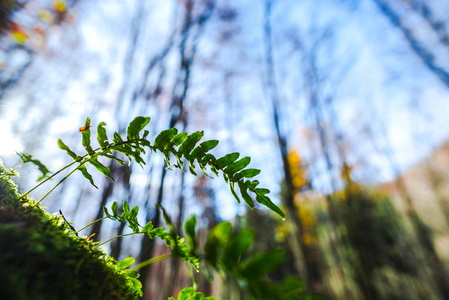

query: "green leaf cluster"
left=103, top=201, right=199, bottom=270
left=16, top=152, right=51, bottom=181
left=184, top=217, right=323, bottom=300
left=12, top=116, right=295, bottom=299
left=168, top=287, right=218, bottom=300
left=116, top=257, right=143, bottom=297
left=54, top=116, right=284, bottom=218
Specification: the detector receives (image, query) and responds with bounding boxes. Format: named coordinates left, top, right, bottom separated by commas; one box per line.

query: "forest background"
left=1, top=0, right=449, bottom=299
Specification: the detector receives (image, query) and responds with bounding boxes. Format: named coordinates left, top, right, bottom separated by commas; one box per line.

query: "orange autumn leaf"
left=34, top=27, right=45, bottom=35
left=79, top=126, right=91, bottom=132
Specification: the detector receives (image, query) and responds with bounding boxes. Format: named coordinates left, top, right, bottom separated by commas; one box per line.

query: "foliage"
left=101, top=200, right=199, bottom=270
left=168, top=287, right=217, bottom=300
left=184, top=216, right=326, bottom=300
left=22, top=116, right=284, bottom=218
left=16, top=152, right=52, bottom=181
left=0, top=116, right=304, bottom=299
left=1, top=0, right=71, bottom=43
left=336, top=185, right=415, bottom=299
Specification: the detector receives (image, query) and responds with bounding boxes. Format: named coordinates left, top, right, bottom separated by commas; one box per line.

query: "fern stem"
left=76, top=216, right=108, bottom=234
left=131, top=254, right=173, bottom=271
left=27, top=138, right=155, bottom=204
left=36, top=166, right=79, bottom=205
left=95, top=232, right=138, bottom=249
left=20, top=159, right=79, bottom=199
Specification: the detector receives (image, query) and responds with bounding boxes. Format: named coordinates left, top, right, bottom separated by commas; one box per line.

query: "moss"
left=0, top=161, right=139, bottom=300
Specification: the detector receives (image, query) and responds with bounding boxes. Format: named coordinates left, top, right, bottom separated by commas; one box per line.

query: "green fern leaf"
left=200, top=154, right=218, bottom=177
left=170, top=288, right=218, bottom=300
left=224, top=157, right=250, bottom=175
left=248, top=180, right=259, bottom=189
left=233, top=168, right=260, bottom=181
left=142, top=221, right=154, bottom=234
left=239, top=248, right=285, bottom=279
left=113, top=132, right=124, bottom=144
left=16, top=152, right=52, bottom=181
left=111, top=201, right=118, bottom=216
left=103, top=206, right=111, bottom=217
left=178, top=131, right=204, bottom=156
left=81, top=117, right=95, bottom=155
left=256, top=194, right=285, bottom=219
left=255, top=188, right=270, bottom=195
left=77, top=164, right=97, bottom=188
left=215, top=152, right=239, bottom=169
left=117, top=257, right=135, bottom=270
left=190, top=140, right=219, bottom=158
left=130, top=206, right=139, bottom=220
left=97, top=122, right=109, bottom=148
left=123, top=200, right=130, bottom=213
left=58, top=139, right=81, bottom=161
left=204, top=222, right=232, bottom=267
left=170, top=132, right=188, bottom=146
left=184, top=216, right=198, bottom=256
left=178, top=288, right=196, bottom=300
left=104, top=154, right=127, bottom=166
left=188, top=162, right=197, bottom=176
left=89, top=157, right=114, bottom=182
left=127, top=116, right=151, bottom=140
left=238, top=181, right=254, bottom=209
left=222, top=229, right=254, bottom=270
left=154, top=128, right=178, bottom=148
left=229, top=181, right=241, bottom=203
left=162, top=150, right=171, bottom=166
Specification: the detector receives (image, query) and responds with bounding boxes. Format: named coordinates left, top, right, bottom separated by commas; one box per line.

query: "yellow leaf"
left=293, top=175, right=307, bottom=188
left=39, top=10, right=54, bottom=23
left=288, top=151, right=300, bottom=166
left=54, top=0, right=66, bottom=12
left=10, top=31, right=29, bottom=45
left=302, top=233, right=316, bottom=245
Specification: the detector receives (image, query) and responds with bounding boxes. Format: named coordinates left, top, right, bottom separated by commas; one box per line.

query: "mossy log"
left=0, top=162, right=139, bottom=300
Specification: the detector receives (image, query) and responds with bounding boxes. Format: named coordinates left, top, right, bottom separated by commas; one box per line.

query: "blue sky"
left=1, top=0, right=449, bottom=219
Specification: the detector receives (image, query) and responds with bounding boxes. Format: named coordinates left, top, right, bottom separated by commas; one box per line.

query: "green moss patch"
left=0, top=162, right=139, bottom=300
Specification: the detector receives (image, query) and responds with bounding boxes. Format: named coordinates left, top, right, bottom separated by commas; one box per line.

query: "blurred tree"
left=401, top=0, right=449, bottom=45
left=372, top=0, right=449, bottom=89
left=372, top=121, right=449, bottom=299
left=339, top=181, right=417, bottom=300
left=0, top=0, right=79, bottom=99
left=137, top=1, right=217, bottom=297
left=261, top=0, right=314, bottom=291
